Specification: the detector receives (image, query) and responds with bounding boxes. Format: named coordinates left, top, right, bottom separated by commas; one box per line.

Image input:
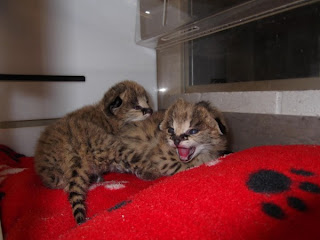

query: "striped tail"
left=67, top=164, right=90, bottom=224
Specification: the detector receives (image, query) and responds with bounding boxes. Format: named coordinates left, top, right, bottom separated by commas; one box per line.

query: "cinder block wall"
left=158, top=91, right=320, bottom=152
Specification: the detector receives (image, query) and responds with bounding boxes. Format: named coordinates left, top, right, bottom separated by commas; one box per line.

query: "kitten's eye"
left=134, top=106, right=142, bottom=110
left=188, top=129, right=199, bottom=135
left=168, top=127, right=174, bottom=134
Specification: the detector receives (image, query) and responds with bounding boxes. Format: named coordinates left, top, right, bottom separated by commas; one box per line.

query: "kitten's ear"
left=196, top=101, right=227, bottom=135
left=101, top=82, right=128, bottom=116
left=159, top=113, right=168, bottom=131
left=214, top=117, right=227, bottom=135
left=108, top=96, right=122, bottom=115
left=158, top=121, right=165, bottom=131
left=159, top=102, right=176, bottom=131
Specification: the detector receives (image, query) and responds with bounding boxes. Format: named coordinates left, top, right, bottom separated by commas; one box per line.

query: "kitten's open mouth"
left=176, top=147, right=195, bottom=162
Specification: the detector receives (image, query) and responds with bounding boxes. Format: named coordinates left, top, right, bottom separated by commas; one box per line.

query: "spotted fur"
left=34, top=80, right=153, bottom=224
left=112, top=98, right=228, bottom=180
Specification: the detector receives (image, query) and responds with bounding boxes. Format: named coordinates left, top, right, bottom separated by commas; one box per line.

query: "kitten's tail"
left=67, top=157, right=90, bottom=224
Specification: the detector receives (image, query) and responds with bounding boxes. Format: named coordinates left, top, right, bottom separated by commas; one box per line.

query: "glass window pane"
left=188, top=2, right=320, bottom=86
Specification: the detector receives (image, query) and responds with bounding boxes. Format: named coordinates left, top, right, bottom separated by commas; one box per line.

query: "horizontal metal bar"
left=0, top=74, right=85, bottom=82
left=152, top=0, right=320, bottom=50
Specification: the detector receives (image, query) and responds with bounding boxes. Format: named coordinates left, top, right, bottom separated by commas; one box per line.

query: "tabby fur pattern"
left=34, top=80, right=153, bottom=224
left=112, top=98, right=228, bottom=180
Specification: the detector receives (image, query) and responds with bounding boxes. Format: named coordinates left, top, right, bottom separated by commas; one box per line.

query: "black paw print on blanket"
left=247, top=169, right=320, bottom=219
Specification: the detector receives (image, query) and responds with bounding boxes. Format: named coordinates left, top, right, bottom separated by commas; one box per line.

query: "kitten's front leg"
left=135, top=167, right=162, bottom=181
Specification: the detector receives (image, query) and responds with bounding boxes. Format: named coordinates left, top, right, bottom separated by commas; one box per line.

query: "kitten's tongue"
left=177, top=147, right=196, bottom=162
left=178, top=147, right=190, bottom=160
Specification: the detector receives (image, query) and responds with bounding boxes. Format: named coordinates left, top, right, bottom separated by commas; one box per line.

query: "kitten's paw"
left=89, top=174, right=103, bottom=184
left=135, top=169, right=162, bottom=181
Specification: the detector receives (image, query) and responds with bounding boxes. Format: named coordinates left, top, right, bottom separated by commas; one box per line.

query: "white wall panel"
left=0, top=0, right=157, bottom=122
left=0, top=0, right=156, bottom=155
left=0, top=127, right=46, bottom=157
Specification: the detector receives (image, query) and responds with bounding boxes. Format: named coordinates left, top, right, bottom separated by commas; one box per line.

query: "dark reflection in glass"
left=189, top=0, right=250, bottom=20
left=189, top=2, right=320, bottom=86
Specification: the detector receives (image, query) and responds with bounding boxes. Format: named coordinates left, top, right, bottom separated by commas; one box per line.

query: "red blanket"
left=1, top=144, right=320, bottom=240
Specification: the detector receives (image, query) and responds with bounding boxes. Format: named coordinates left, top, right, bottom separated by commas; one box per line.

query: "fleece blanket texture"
left=1, top=144, right=320, bottom=240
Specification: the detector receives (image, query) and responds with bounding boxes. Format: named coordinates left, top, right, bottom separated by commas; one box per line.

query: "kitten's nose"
left=173, top=134, right=188, bottom=147
left=173, top=138, right=181, bottom=147
left=142, top=108, right=153, bottom=115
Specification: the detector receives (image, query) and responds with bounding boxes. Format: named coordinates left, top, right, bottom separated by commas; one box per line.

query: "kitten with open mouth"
left=160, top=99, right=228, bottom=166
left=113, top=98, right=229, bottom=179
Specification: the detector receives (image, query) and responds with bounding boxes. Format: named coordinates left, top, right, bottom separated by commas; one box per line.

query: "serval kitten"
left=34, top=80, right=153, bottom=224
left=110, top=99, right=228, bottom=180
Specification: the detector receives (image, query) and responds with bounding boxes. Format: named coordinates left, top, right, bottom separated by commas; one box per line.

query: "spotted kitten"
left=110, top=98, right=228, bottom=180
left=34, top=80, right=153, bottom=224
